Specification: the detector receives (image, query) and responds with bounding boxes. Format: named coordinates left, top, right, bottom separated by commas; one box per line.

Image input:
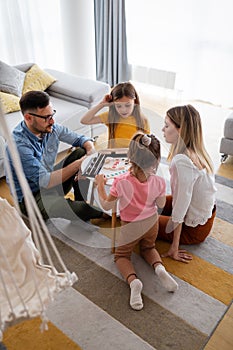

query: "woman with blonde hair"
left=159, top=104, right=216, bottom=263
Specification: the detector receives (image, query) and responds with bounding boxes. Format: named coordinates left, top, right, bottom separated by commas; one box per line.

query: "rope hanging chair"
left=0, top=104, right=78, bottom=343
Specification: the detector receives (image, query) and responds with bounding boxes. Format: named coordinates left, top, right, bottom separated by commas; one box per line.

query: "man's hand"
left=86, top=147, right=96, bottom=155
left=48, top=155, right=87, bottom=188
left=73, top=155, right=87, bottom=173
left=83, top=140, right=96, bottom=155
left=73, top=155, right=87, bottom=181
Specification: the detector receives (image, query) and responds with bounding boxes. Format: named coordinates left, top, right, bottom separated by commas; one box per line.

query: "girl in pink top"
left=95, top=132, right=178, bottom=311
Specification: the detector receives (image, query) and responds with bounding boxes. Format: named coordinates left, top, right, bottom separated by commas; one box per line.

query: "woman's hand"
left=162, top=221, right=192, bottom=263
left=162, top=247, right=193, bottom=263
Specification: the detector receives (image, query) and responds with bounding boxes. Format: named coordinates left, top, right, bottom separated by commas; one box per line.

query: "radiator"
left=132, top=65, right=176, bottom=90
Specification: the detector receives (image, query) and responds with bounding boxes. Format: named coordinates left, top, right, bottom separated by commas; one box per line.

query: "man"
left=6, top=90, right=103, bottom=222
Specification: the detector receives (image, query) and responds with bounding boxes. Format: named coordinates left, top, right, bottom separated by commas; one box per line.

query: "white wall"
left=60, top=0, right=96, bottom=79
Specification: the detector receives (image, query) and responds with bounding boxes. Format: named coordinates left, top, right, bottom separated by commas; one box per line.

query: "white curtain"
left=0, top=0, right=64, bottom=70
left=126, top=0, right=233, bottom=107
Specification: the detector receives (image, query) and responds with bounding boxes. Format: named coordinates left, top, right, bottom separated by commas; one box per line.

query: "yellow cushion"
left=23, top=64, right=56, bottom=94
left=0, top=91, right=20, bottom=114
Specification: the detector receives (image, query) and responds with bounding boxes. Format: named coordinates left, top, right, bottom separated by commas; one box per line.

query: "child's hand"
left=101, top=94, right=112, bottom=106
left=95, top=174, right=106, bottom=186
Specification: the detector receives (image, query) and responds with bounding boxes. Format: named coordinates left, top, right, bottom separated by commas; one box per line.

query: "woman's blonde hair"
left=108, top=82, right=148, bottom=141
left=166, top=104, right=214, bottom=173
left=127, top=132, right=161, bottom=178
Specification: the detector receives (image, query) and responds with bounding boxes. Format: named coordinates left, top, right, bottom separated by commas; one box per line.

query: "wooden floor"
left=1, top=86, right=233, bottom=350
left=204, top=300, right=233, bottom=350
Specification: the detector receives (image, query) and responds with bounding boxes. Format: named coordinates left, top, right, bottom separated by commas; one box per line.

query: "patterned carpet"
left=2, top=113, right=233, bottom=350
left=3, top=318, right=82, bottom=350
left=3, top=160, right=229, bottom=350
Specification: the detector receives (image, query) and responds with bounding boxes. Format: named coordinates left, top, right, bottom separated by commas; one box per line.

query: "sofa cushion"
left=45, top=69, right=110, bottom=108
left=23, top=64, right=57, bottom=94
left=45, top=96, right=93, bottom=151
left=0, top=60, right=25, bottom=97
left=49, top=96, right=88, bottom=132
left=0, top=92, right=20, bottom=114
left=2, top=96, right=88, bottom=134
left=14, top=63, right=34, bottom=73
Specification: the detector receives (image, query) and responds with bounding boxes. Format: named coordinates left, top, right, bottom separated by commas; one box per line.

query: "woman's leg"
left=158, top=196, right=216, bottom=244
left=179, top=205, right=216, bottom=244
left=158, top=195, right=174, bottom=241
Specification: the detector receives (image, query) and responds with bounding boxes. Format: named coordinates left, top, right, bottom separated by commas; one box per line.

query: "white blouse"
left=170, top=154, right=217, bottom=227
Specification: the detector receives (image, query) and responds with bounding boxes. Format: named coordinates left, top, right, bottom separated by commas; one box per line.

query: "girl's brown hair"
left=108, top=82, right=147, bottom=142
left=166, top=104, right=214, bottom=173
left=128, top=132, right=161, bottom=178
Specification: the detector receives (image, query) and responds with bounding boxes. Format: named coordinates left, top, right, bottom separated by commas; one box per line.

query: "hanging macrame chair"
left=0, top=104, right=77, bottom=343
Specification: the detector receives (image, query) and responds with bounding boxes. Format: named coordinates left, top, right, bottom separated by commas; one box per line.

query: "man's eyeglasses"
left=28, top=110, right=56, bottom=121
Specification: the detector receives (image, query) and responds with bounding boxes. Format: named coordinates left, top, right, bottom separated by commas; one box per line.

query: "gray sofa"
left=219, top=113, right=233, bottom=162
left=0, top=63, right=110, bottom=177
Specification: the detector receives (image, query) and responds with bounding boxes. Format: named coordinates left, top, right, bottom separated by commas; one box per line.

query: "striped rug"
left=41, top=162, right=233, bottom=350
left=2, top=164, right=233, bottom=350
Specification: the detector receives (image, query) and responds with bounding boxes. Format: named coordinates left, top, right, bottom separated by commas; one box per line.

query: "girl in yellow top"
left=80, top=82, right=150, bottom=148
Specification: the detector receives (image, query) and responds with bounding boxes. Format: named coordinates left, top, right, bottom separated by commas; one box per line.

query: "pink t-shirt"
left=110, top=172, right=166, bottom=222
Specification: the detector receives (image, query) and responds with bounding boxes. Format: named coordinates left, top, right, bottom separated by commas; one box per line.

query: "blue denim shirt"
left=6, top=121, right=91, bottom=202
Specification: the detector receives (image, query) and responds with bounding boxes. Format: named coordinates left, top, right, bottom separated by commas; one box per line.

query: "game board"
left=82, top=151, right=130, bottom=243
left=82, top=150, right=130, bottom=184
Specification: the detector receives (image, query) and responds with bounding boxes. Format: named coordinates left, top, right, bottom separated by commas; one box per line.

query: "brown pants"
left=158, top=195, right=216, bottom=245
left=114, top=214, right=162, bottom=283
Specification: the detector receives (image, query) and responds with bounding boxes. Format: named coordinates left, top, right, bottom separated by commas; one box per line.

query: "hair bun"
left=142, top=134, right=151, bottom=146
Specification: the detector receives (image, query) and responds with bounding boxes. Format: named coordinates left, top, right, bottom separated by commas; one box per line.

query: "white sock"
left=155, top=264, right=178, bottom=292
left=129, top=279, right=143, bottom=310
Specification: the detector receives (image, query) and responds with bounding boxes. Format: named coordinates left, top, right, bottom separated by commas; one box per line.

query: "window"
left=126, top=0, right=233, bottom=106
